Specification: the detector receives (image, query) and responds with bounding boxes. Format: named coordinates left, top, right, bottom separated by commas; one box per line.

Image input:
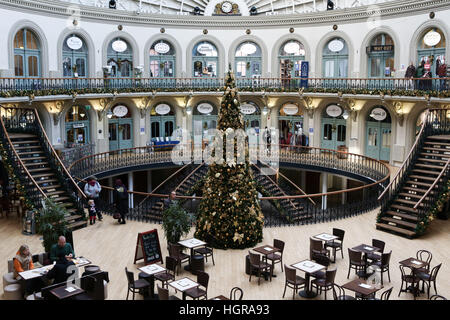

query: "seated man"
left=46, top=254, right=76, bottom=284
left=49, top=236, right=75, bottom=263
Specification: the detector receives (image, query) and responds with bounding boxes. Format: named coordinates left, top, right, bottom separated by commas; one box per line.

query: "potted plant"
left=161, top=202, right=193, bottom=245
left=35, top=198, right=69, bottom=253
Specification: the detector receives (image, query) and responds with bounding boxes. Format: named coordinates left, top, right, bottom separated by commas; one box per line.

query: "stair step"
left=28, top=167, right=52, bottom=173
left=50, top=196, right=71, bottom=202
left=14, top=145, right=42, bottom=150
left=405, top=180, right=433, bottom=187
left=402, top=187, right=430, bottom=193
left=8, top=133, right=37, bottom=139
left=428, top=135, right=450, bottom=141
left=11, top=140, right=39, bottom=145
left=31, top=173, right=56, bottom=178
left=36, top=179, right=59, bottom=185
left=376, top=223, right=416, bottom=237
left=420, top=152, right=450, bottom=158
left=423, top=147, right=450, bottom=153
left=59, top=203, right=74, bottom=207
left=412, top=169, right=440, bottom=175
left=398, top=192, right=423, bottom=199
left=67, top=220, right=87, bottom=230
left=381, top=217, right=417, bottom=229
left=395, top=198, right=423, bottom=206
left=21, top=156, right=47, bottom=161
left=391, top=204, right=418, bottom=213
left=17, top=151, right=45, bottom=155
left=66, top=208, right=78, bottom=213
left=409, top=175, right=438, bottom=181
left=45, top=190, right=66, bottom=196
left=385, top=210, right=419, bottom=221
left=424, top=141, right=450, bottom=146
left=415, top=163, right=445, bottom=170
left=24, top=161, right=49, bottom=167
left=417, top=157, right=448, bottom=164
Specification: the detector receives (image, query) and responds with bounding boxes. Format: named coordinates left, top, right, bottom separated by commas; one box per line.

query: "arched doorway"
left=235, top=41, right=262, bottom=86
left=367, top=33, right=395, bottom=78
left=241, top=101, right=261, bottom=145
left=278, top=40, right=306, bottom=86
left=192, top=41, right=218, bottom=79
left=193, top=102, right=218, bottom=143
left=108, top=104, right=133, bottom=151
left=417, top=28, right=446, bottom=78
left=107, top=38, right=133, bottom=78
left=321, top=104, right=347, bottom=150
left=365, top=106, right=392, bottom=161
left=323, top=38, right=348, bottom=79
left=150, top=103, right=176, bottom=142
left=279, top=103, right=304, bottom=146
left=65, top=105, right=90, bottom=146
left=149, top=40, right=175, bottom=78
left=63, top=34, right=88, bottom=78
left=14, top=28, right=41, bottom=77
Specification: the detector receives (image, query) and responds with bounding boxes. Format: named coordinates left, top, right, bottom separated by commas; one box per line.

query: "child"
left=88, top=199, right=96, bottom=225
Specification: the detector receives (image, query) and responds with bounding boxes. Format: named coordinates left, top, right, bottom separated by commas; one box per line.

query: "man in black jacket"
left=46, top=255, right=76, bottom=284
left=404, top=61, right=416, bottom=90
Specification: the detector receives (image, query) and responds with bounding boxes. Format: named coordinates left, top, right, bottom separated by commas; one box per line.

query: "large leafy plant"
left=35, top=198, right=69, bottom=253
left=162, top=202, right=193, bottom=244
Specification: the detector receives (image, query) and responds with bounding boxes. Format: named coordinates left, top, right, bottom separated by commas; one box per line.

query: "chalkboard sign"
left=134, top=229, right=163, bottom=265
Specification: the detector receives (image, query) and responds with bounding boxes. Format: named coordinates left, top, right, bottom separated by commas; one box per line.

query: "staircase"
left=175, top=164, right=207, bottom=196
left=377, top=109, right=450, bottom=238
left=0, top=107, right=87, bottom=231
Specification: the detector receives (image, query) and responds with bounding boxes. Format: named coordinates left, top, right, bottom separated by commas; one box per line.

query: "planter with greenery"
left=162, top=202, right=194, bottom=244
left=35, top=198, right=69, bottom=253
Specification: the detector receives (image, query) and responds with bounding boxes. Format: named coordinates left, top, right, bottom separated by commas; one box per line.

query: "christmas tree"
left=194, top=67, right=264, bottom=249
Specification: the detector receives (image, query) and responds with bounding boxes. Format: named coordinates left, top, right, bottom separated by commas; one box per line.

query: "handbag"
left=113, top=211, right=121, bottom=219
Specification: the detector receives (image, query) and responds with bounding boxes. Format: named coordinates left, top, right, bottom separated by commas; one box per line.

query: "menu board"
left=134, top=229, right=163, bottom=265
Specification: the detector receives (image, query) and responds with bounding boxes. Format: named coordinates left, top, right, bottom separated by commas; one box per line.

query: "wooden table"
left=50, top=284, right=84, bottom=300
left=313, top=233, right=339, bottom=262
left=19, top=264, right=55, bottom=280
left=399, top=257, right=429, bottom=298
left=291, top=259, right=325, bottom=298
left=210, top=295, right=230, bottom=300
left=351, top=244, right=380, bottom=279
left=139, top=264, right=167, bottom=300
left=169, top=277, right=200, bottom=300
left=178, top=238, right=207, bottom=272
left=253, top=245, right=281, bottom=279
left=342, top=278, right=383, bottom=300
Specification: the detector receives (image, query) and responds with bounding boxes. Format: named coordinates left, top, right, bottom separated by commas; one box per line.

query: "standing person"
left=113, top=179, right=128, bottom=224
left=416, top=60, right=425, bottom=90
left=404, top=62, right=416, bottom=90
left=163, top=191, right=176, bottom=210
left=87, top=199, right=97, bottom=225
left=49, top=236, right=75, bottom=263
left=437, top=58, right=447, bottom=90
left=84, top=176, right=103, bottom=221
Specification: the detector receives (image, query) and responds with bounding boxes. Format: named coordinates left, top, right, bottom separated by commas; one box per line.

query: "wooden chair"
left=332, top=283, right=355, bottom=300
left=310, top=237, right=330, bottom=260
left=367, top=239, right=385, bottom=262
left=265, top=239, right=285, bottom=273
left=169, top=243, right=190, bottom=275
left=324, top=228, right=345, bottom=263
left=157, top=285, right=180, bottom=300
left=184, top=271, right=209, bottom=300
left=416, top=249, right=432, bottom=273
left=248, top=251, right=273, bottom=285
left=125, top=267, right=151, bottom=300
left=430, top=294, right=447, bottom=300
left=311, top=268, right=337, bottom=300
left=373, top=250, right=392, bottom=285
left=193, top=244, right=215, bottom=266
left=282, top=265, right=306, bottom=299
left=230, top=287, right=243, bottom=300
left=310, top=254, right=331, bottom=280
left=398, top=265, right=420, bottom=299
left=347, top=248, right=365, bottom=279
left=417, top=263, right=442, bottom=299
left=368, top=287, right=393, bottom=300
left=154, top=256, right=177, bottom=289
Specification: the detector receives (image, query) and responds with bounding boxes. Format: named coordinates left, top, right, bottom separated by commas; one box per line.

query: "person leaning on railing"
left=404, top=62, right=416, bottom=90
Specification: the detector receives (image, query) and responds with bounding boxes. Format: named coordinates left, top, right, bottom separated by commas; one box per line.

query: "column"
left=341, top=177, right=347, bottom=205
left=108, top=177, right=113, bottom=204
left=321, top=172, right=328, bottom=210
left=128, top=172, right=134, bottom=209
left=300, top=170, right=306, bottom=191
left=147, top=170, right=152, bottom=193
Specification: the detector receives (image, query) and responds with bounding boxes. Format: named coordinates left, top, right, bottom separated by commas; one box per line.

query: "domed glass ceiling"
left=60, top=0, right=392, bottom=16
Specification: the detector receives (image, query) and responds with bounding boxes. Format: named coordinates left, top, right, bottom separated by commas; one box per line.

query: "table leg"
left=148, top=275, right=159, bottom=300
left=298, top=273, right=317, bottom=298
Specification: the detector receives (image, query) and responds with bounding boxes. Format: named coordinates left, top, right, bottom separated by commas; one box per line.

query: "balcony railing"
left=0, top=77, right=449, bottom=97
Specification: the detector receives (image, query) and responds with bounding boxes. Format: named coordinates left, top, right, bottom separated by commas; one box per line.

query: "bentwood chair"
left=332, top=283, right=355, bottom=301
left=184, top=271, right=209, bottom=300
left=417, top=263, right=442, bottom=299
left=311, top=268, right=337, bottom=300
left=368, top=287, right=393, bottom=300
left=310, top=237, right=330, bottom=260
left=154, top=256, right=177, bottom=289
left=230, top=287, right=243, bottom=300
left=282, top=265, right=306, bottom=300
left=125, top=267, right=151, bottom=300
left=265, top=239, right=285, bottom=273
left=416, top=249, right=433, bottom=273
left=157, top=285, right=180, bottom=300
left=373, top=251, right=392, bottom=285
left=367, top=239, right=385, bottom=262
left=324, top=228, right=345, bottom=263
left=398, top=265, right=421, bottom=299
left=347, top=248, right=366, bottom=279
left=430, top=294, right=447, bottom=300
left=248, top=251, right=273, bottom=285
left=169, top=243, right=190, bottom=275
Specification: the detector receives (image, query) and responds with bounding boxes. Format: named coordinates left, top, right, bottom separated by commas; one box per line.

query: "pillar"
left=128, top=172, right=134, bottom=209
left=321, top=172, right=328, bottom=210
left=108, top=177, right=113, bottom=204
left=147, top=170, right=152, bottom=193
left=341, top=177, right=347, bottom=205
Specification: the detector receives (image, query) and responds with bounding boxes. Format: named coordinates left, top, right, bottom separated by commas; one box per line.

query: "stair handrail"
left=32, top=109, right=87, bottom=199
left=377, top=109, right=429, bottom=200
left=414, top=157, right=450, bottom=209
left=173, top=163, right=205, bottom=194
left=276, top=170, right=316, bottom=205
left=0, top=109, right=47, bottom=198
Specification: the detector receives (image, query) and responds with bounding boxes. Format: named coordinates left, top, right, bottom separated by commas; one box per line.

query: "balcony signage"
left=326, top=104, right=342, bottom=118
left=367, top=45, right=394, bottom=53
left=197, top=43, right=214, bottom=55
left=328, top=39, right=344, bottom=53
left=424, top=30, right=441, bottom=47
left=155, top=42, right=170, bottom=54
left=370, top=107, right=387, bottom=121
left=72, top=123, right=85, bottom=128
left=284, top=42, right=303, bottom=55
left=66, top=36, right=83, bottom=50
left=197, top=103, right=214, bottom=114
left=282, top=104, right=298, bottom=115
left=155, top=104, right=171, bottom=115
left=240, top=103, right=256, bottom=115
left=240, top=43, right=257, bottom=55
left=112, top=40, right=127, bottom=53
left=113, top=105, right=128, bottom=118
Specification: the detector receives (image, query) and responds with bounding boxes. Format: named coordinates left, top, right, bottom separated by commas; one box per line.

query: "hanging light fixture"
left=342, top=109, right=349, bottom=120
left=106, top=110, right=113, bottom=119
left=186, top=106, right=192, bottom=115
left=262, top=106, right=268, bottom=115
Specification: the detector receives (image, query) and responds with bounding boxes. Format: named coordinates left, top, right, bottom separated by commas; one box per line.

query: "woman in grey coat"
left=84, top=176, right=103, bottom=221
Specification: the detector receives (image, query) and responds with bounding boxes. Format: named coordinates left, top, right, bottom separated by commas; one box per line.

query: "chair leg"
left=126, top=288, right=129, bottom=300
left=212, top=253, right=215, bottom=266
left=433, top=280, right=437, bottom=295
left=283, top=284, right=287, bottom=298
left=292, top=285, right=295, bottom=300
left=257, top=269, right=261, bottom=286
left=249, top=267, right=252, bottom=282
left=387, top=268, right=391, bottom=282
left=347, top=265, right=351, bottom=279
left=281, top=259, right=284, bottom=272
left=341, top=247, right=344, bottom=259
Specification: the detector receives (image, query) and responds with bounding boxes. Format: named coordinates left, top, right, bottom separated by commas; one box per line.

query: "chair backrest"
left=325, top=269, right=337, bottom=284
left=372, top=239, right=385, bottom=253
left=417, top=250, right=432, bottom=266
left=125, top=267, right=135, bottom=286
left=429, top=263, right=442, bottom=281
left=348, top=248, right=362, bottom=263
left=169, top=243, right=184, bottom=258
left=380, top=287, right=393, bottom=300
left=332, top=283, right=345, bottom=300
left=230, top=287, right=243, bottom=300
left=284, top=265, right=297, bottom=282
left=310, top=238, right=323, bottom=251
left=314, top=254, right=330, bottom=268
left=197, top=271, right=209, bottom=290
left=248, top=252, right=261, bottom=266
left=399, top=265, right=408, bottom=278
left=332, top=228, right=345, bottom=242
left=7, top=259, right=13, bottom=273
left=273, top=239, right=285, bottom=253
left=381, top=251, right=392, bottom=266
left=166, top=256, right=177, bottom=274
left=157, top=285, right=169, bottom=300
left=41, top=281, right=67, bottom=300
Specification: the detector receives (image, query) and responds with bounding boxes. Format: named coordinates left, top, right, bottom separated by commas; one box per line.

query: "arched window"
left=65, top=106, right=90, bottom=145
left=235, top=42, right=262, bottom=78
left=107, top=38, right=133, bottom=77
left=279, top=40, right=305, bottom=79
left=366, top=106, right=391, bottom=161
left=63, top=34, right=88, bottom=77
left=14, top=28, right=41, bottom=77
left=192, top=41, right=218, bottom=78
left=417, top=28, right=446, bottom=78
left=149, top=40, right=175, bottom=78
left=323, top=38, right=348, bottom=78
left=367, top=34, right=394, bottom=78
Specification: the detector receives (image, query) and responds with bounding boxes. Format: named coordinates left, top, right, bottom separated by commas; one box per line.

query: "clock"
left=221, top=1, right=233, bottom=13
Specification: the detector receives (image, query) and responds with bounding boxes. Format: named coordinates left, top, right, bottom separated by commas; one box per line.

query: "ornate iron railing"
left=0, top=77, right=449, bottom=96
left=58, top=143, right=95, bottom=168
